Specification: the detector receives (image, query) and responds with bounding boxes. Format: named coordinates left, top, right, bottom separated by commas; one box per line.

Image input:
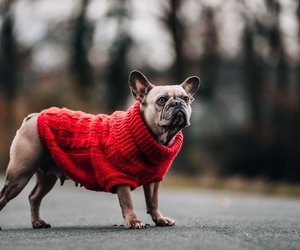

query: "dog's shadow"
left=1, top=224, right=160, bottom=234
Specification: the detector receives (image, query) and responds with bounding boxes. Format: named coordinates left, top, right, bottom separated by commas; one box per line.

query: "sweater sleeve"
left=104, top=172, right=139, bottom=193
left=91, top=152, right=139, bottom=193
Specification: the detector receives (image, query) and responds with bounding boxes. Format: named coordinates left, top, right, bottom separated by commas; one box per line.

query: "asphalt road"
left=0, top=179, right=299, bottom=250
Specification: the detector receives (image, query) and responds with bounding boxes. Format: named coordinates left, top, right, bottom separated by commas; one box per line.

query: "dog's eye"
left=183, top=96, right=189, bottom=103
left=157, top=96, right=167, bottom=105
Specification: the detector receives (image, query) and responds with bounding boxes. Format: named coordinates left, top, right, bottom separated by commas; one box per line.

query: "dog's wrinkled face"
left=129, top=70, right=200, bottom=145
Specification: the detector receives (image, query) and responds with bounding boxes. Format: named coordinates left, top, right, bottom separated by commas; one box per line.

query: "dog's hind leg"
left=0, top=169, right=35, bottom=211
left=0, top=114, right=46, bottom=227
left=29, top=169, right=57, bottom=229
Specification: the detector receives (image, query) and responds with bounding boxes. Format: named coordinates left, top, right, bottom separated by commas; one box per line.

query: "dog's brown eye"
left=157, top=96, right=167, bottom=105
left=183, top=96, right=189, bottom=103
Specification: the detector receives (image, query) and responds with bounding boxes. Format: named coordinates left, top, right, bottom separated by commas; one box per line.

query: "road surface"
left=0, top=179, right=299, bottom=250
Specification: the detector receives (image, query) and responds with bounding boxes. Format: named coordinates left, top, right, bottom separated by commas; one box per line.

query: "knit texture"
left=37, top=101, right=183, bottom=193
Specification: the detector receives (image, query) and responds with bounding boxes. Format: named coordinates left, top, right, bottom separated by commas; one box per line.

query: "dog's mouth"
left=170, top=108, right=188, bottom=127
left=159, top=105, right=190, bottom=133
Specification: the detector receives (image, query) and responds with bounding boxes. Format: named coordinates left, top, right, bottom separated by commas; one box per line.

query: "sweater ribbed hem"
left=104, top=173, right=139, bottom=193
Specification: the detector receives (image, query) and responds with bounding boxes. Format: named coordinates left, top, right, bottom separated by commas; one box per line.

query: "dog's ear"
left=181, top=76, right=200, bottom=96
left=129, top=70, right=154, bottom=103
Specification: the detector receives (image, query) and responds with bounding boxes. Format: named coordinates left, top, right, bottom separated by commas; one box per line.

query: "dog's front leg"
left=143, top=182, right=175, bottom=226
left=116, top=185, right=146, bottom=229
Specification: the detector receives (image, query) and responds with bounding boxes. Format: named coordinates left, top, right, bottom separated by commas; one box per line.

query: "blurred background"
left=0, top=0, right=300, bottom=193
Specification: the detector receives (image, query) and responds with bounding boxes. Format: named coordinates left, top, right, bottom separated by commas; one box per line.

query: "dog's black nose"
left=170, top=100, right=182, bottom=107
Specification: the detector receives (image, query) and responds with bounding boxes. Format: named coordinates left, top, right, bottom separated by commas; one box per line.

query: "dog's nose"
left=170, top=100, right=182, bottom=107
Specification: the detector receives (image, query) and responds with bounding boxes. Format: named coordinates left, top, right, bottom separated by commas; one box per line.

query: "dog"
left=0, top=70, right=200, bottom=229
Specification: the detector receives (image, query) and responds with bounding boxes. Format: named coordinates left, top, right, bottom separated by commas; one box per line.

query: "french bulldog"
left=0, top=70, right=200, bottom=230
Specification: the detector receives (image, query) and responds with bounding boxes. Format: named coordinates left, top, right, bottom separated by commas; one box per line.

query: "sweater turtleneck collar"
left=113, top=101, right=183, bottom=164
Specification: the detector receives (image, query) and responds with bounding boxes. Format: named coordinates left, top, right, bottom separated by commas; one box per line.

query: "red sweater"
left=37, top=101, right=183, bottom=193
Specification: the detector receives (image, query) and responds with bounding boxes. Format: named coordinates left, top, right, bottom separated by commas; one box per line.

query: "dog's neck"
left=140, top=109, right=179, bottom=146
left=155, top=130, right=178, bottom=146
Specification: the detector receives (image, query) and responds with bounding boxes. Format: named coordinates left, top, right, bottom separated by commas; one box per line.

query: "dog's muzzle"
left=159, top=100, right=190, bottom=128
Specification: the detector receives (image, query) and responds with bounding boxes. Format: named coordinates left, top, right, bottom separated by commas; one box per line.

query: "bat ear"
left=181, top=76, right=201, bottom=96
left=129, top=70, right=154, bottom=102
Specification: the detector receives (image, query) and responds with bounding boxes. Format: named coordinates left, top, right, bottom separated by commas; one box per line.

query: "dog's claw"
left=130, top=221, right=146, bottom=229
left=32, top=219, right=51, bottom=229
left=125, top=219, right=147, bottom=229
left=154, top=217, right=176, bottom=227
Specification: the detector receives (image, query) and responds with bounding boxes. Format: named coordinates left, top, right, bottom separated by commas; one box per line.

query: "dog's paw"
left=124, top=216, right=147, bottom=229
left=32, top=219, right=51, bottom=229
left=154, top=217, right=176, bottom=227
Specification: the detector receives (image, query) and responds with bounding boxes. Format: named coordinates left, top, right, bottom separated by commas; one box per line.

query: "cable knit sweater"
left=37, top=101, right=183, bottom=193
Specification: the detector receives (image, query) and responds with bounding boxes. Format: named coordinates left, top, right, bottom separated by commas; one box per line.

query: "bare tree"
left=69, top=0, right=94, bottom=99
left=106, top=0, right=132, bottom=111
left=199, top=6, right=220, bottom=99
left=0, top=0, right=18, bottom=108
left=0, top=0, right=18, bottom=167
left=243, top=24, right=264, bottom=126
left=161, top=0, right=186, bottom=80
left=266, top=0, right=288, bottom=88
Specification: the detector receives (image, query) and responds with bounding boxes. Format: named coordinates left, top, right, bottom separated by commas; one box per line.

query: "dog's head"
left=129, top=70, right=200, bottom=145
